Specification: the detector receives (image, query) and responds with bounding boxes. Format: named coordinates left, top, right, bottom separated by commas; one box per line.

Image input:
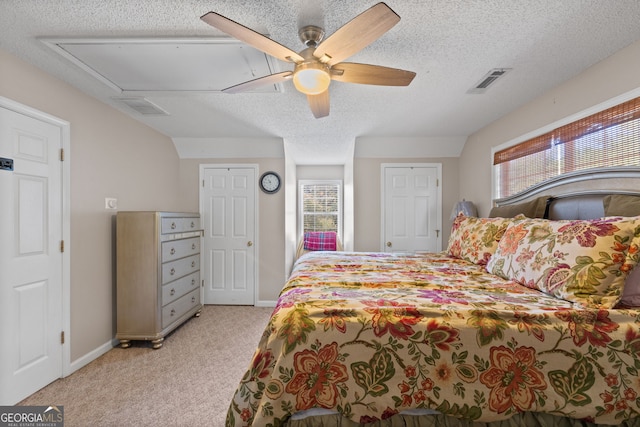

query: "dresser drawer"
left=162, top=254, right=200, bottom=284
left=161, top=216, right=200, bottom=234
left=161, top=237, right=200, bottom=263
left=162, top=288, right=200, bottom=329
left=162, top=271, right=199, bottom=306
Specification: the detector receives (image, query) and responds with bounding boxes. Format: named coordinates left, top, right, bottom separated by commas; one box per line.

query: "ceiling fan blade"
left=201, top=12, right=304, bottom=63
left=307, top=90, right=330, bottom=118
left=331, top=63, right=415, bottom=86
left=313, top=3, right=400, bottom=66
left=222, top=71, right=292, bottom=94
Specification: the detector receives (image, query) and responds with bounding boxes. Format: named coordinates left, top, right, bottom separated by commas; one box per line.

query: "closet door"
left=382, top=164, right=441, bottom=253
left=201, top=166, right=257, bottom=305
left=0, top=105, right=64, bottom=404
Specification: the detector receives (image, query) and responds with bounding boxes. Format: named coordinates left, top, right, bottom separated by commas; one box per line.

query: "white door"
left=382, top=165, right=441, bottom=253
left=201, top=166, right=257, bottom=305
left=0, top=106, right=63, bottom=404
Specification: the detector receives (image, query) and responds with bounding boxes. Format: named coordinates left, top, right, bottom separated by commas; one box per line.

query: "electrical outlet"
left=105, top=198, right=118, bottom=210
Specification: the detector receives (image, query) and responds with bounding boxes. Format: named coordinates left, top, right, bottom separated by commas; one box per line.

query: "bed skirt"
left=285, top=412, right=640, bottom=427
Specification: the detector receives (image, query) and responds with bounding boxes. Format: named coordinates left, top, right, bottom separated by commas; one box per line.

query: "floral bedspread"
left=226, top=252, right=640, bottom=427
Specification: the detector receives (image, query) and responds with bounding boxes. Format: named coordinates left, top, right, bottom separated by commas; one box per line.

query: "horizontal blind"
left=494, top=96, right=640, bottom=198
left=301, top=183, right=340, bottom=233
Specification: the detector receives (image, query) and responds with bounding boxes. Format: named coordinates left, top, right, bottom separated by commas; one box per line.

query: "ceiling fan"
left=200, top=2, right=416, bottom=118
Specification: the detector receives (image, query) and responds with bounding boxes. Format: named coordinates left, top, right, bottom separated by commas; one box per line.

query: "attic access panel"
left=40, top=37, right=283, bottom=93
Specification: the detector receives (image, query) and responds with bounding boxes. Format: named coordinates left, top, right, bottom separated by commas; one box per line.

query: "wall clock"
left=259, top=171, right=281, bottom=194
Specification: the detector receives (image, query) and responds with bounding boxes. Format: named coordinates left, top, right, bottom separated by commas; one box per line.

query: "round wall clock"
left=259, top=171, right=281, bottom=194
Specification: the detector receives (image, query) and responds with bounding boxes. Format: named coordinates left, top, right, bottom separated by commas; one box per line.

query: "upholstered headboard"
left=492, top=167, right=640, bottom=220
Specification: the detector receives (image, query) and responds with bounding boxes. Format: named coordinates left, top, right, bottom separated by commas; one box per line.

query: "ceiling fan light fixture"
left=201, top=3, right=414, bottom=117
left=292, top=62, right=331, bottom=95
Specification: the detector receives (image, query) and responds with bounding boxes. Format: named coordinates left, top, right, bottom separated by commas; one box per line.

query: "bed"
left=226, top=169, right=640, bottom=427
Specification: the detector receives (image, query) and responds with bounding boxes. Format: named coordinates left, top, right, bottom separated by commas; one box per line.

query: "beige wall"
left=178, top=158, right=286, bottom=302
left=353, top=157, right=460, bottom=251
left=460, top=39, right=640, bottom=216
left=1, top=48, right=181, bottom=362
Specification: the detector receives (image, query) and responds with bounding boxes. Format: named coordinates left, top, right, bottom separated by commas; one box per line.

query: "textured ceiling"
left=2, top=1, right=640, bottom=164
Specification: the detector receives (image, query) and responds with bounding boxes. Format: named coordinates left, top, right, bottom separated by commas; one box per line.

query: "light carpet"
left=18, top=305, right=273, bottom=427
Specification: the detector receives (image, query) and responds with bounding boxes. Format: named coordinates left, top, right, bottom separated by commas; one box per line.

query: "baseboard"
left=255, top=300, right=277, bottom=307
left=67, top=339, right=118, bottom=376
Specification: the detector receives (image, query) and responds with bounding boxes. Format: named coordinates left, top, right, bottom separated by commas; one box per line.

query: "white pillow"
left=621, top=266, right=640, bottom=306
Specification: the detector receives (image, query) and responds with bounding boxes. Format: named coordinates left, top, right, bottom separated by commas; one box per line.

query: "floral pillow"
left=486, top=216, right=640, bottom=309
left=447, top=214, right=514, bottom=265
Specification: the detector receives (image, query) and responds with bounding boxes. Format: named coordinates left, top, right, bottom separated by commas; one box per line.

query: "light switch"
left=105, top=198, right=118, bottom=210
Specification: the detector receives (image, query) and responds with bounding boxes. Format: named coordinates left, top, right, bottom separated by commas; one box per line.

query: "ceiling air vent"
left=467, top=68, right=512, bottom=94
left=113, top=97, right=169, bottom=116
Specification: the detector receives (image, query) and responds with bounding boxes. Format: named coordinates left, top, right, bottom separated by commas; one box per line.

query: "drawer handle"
left=170, top=268, right=175, bottom=275
left=191, top=261, right=196, bottom=268
left=170, top=248, right=176, bottom=255
left=170, top=309, right=176, bottom=317
left=170, top=288, right=175, bottom=296
left=191, top=296, right=196, bottom=303
left=171, top=222, right=176, bottom=229
left=191, top=279, right=196, bottom=286
left=190, top=221, right=195, bottom=228
left=191, top=243, right=196, bottom=250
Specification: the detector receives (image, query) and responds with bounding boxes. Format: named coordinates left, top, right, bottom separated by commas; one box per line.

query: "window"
left=299, top=180, right=342, bottom=237
left=494, top=96, right=640, bottom=199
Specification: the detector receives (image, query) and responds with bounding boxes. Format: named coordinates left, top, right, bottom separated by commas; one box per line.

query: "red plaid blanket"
left=303, top=231, right=337, bottom=251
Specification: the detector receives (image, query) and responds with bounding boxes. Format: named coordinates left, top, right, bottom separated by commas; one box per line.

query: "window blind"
left=301, top=182, right=340, bottom=233
left=494, top=96, right=640, bottom=198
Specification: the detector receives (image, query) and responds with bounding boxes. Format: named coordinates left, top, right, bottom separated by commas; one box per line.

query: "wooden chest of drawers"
left=116, top=211, right=203, bottom=349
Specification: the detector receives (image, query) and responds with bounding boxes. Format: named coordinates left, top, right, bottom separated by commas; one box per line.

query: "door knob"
left=386, top=241, right=392, bottom=247
left=247, top=241, right=253, bottom=247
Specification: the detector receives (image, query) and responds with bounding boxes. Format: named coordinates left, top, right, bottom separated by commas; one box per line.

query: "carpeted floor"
left=18, top=305, right=273, bottom=427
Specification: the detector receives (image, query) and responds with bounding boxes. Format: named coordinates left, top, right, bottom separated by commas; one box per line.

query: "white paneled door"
left=382, top=165, right=441, bottom=253
left=201, top=166, right=257, bottom=305
left=0, top=106, right=64, bottom=404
